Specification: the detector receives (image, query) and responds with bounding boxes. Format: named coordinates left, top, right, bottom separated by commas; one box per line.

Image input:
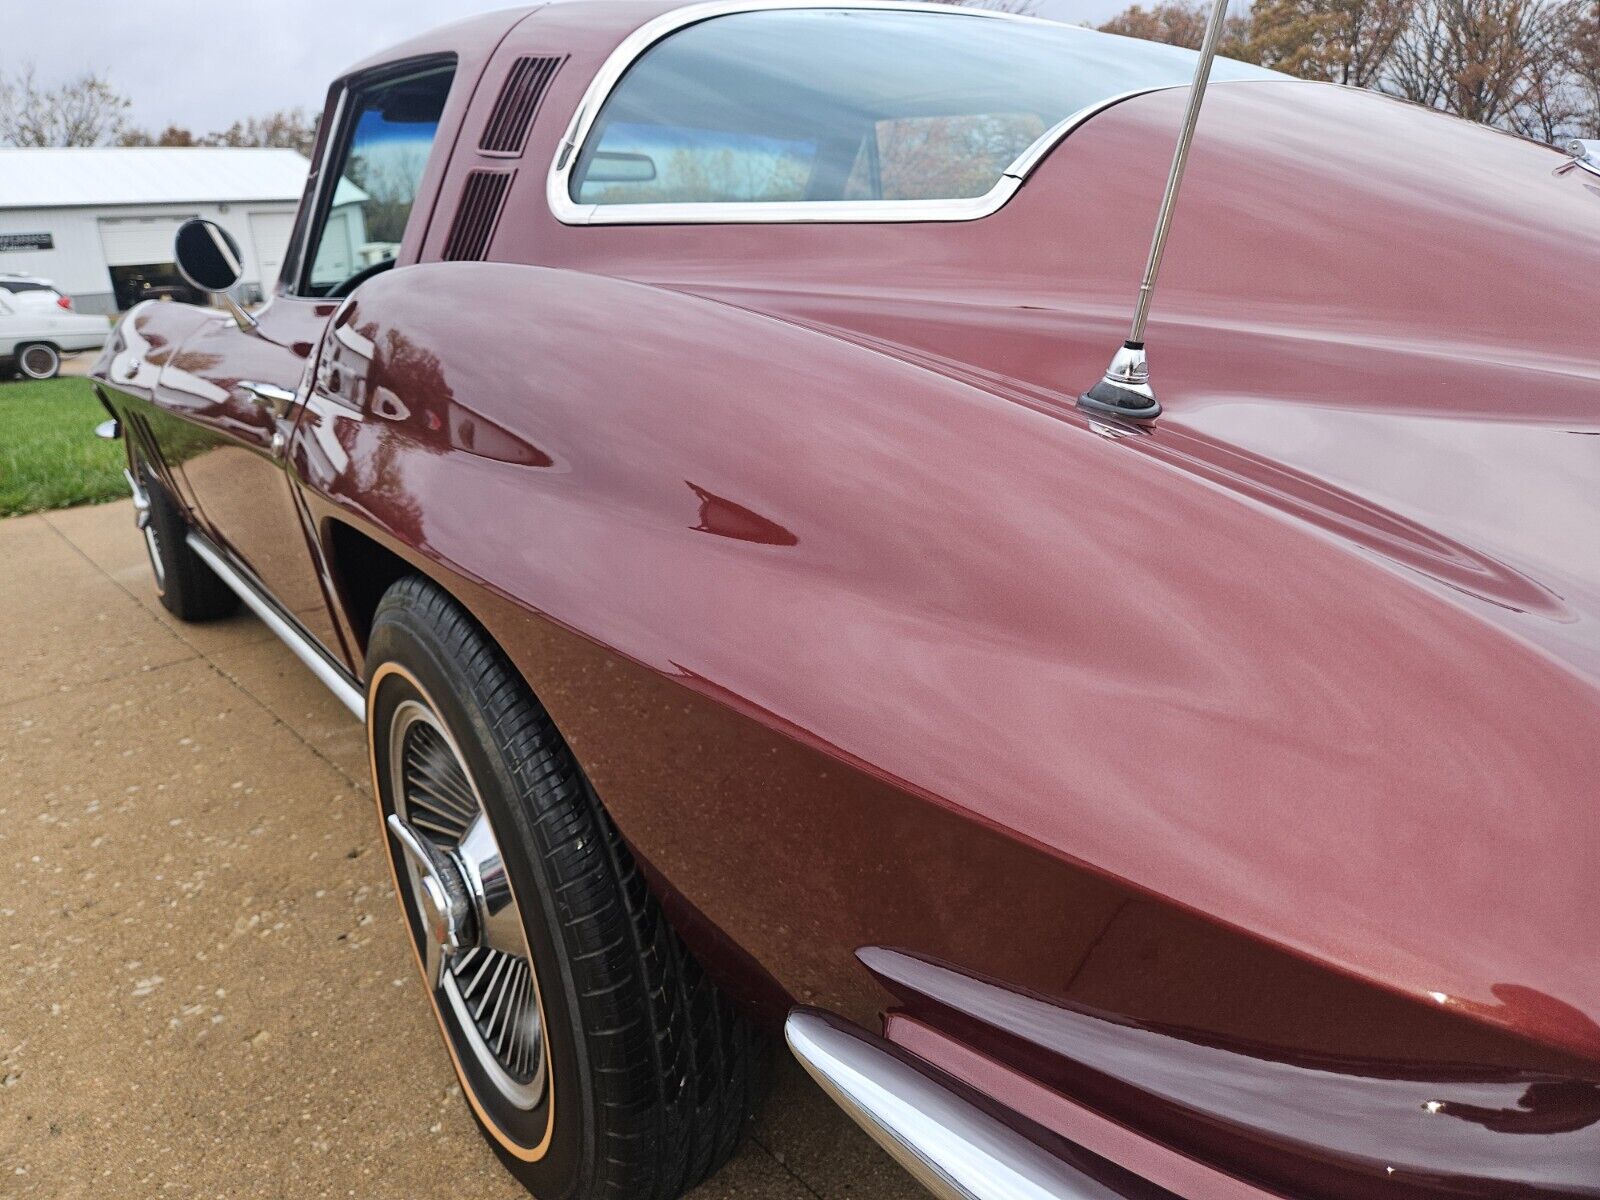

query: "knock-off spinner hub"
left=387, top=813, right=477, bottom=956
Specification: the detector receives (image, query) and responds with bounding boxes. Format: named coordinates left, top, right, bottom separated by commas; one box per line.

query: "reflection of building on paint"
left=0, top=147, right=369, bottom=314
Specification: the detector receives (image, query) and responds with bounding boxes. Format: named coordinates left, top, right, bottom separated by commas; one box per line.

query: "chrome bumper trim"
left=185, top=530, right=366, bottom=720
left=784, top=1009, right=1135, bottom=1200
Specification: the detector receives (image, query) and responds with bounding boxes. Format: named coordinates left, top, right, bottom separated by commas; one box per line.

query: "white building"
left=0, top=147, right=367, bottom=314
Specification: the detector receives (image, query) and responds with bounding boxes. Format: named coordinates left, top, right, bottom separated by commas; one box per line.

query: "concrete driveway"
left=0, top=499, right=924, bottom=1199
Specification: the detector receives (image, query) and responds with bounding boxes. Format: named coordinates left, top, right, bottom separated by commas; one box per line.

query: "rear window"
left=0, top=281, right=53, bottom=294
left=568, top=8, right=1272, bottom=211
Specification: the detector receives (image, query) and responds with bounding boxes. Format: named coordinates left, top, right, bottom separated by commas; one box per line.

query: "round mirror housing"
left=174, top=218, right=245, bottom=293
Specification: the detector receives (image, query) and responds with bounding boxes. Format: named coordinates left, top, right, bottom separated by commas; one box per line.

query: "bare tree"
left=1098, top=0, right=1596, bottom=138
left=1564, top=0, right=1600, bottom=133
left=1099, top=1, right=1254, bottom=52
left=1510, top=0, right=1589, bottom=137
left=1386, top=0, right=1558, bottom=127
left=1247, top=0, right=1416, bottom=85
left=202, top=109, right=318, bottom=157
left=0, top=64, right=131, bottom=146
left=118, top=107, right=320, bottom=156
left=118, top=124, right=200, bottom=147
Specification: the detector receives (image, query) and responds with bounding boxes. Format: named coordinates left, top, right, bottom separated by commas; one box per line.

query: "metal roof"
left=0, top=147, right=328, bottom=210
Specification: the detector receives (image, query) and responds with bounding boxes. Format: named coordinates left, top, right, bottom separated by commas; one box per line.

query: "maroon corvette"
left=90, top=2, right=1599, bottom=1197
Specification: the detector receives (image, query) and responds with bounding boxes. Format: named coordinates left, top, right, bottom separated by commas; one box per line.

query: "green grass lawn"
left=0, top=376, right=128, bottom=517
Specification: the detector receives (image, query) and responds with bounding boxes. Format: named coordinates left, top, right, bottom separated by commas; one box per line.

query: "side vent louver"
left=479, top=55, right=563, bottom=156
left=442, top=170, right=514, bottom=262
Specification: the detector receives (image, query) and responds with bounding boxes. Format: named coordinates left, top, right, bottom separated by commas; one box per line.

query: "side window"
left=301, top=64, right=455, bottom=296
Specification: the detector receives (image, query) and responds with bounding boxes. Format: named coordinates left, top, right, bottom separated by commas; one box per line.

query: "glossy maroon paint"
left=162, top=296, right=348, bottom=658
left=93, top=3, right=1600, bottom=1197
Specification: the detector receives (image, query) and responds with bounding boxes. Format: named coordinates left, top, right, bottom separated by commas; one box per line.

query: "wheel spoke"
left=409, top=808, right=470, bottom=841
left=489, top=961, right=520, bottom=1058
left=473, top=953, right=511, bottom=1022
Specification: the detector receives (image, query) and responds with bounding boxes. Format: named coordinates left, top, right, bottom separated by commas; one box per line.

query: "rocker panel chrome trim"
left=185, top=530, right=366, bottom=720
left=784, top=1009, right=1137, bottom=1200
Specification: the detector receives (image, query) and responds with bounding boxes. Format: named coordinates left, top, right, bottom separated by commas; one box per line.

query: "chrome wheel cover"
left=388, top=699, right=546, bottom=1109
left=18, top=344, right=57, bottom=379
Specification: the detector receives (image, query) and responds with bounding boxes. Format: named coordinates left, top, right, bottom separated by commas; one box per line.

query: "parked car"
left=0, top=279, right=111, bottom=379
left=0, top=271, right=76, bottom=310
left=89, top=3, right=1599, bottom=1199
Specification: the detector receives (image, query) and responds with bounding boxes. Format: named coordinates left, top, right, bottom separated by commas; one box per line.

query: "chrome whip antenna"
left=1078, top=0, right=1233, bottom=422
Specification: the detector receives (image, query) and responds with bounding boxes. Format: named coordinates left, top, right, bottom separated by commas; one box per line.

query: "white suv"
left=0, top=275, right=112, bottom=380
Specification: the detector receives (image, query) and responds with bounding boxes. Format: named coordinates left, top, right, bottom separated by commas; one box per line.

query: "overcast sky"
left=9, top=0, right=1130, bottom=136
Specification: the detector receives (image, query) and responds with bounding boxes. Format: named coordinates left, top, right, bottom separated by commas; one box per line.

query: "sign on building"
left=0, top=232, right=54, bottom=253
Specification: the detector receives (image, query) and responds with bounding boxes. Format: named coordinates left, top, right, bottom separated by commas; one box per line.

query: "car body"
left=89, top=2, right=1600, bottom=1198
left=0, top=279, right=110, bottom=378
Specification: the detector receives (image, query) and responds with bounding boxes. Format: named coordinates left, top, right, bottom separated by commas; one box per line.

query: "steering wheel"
left=329, top=257, right=396, bottom=299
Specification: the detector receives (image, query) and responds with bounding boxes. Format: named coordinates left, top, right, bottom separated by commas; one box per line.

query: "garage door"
left=98, top=216, right=194, bottom=266
left=249, top=211, right=296, bottom=292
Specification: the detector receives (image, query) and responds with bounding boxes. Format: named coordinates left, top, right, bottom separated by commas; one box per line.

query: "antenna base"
left=1078, top=342, right=1161, bottom=421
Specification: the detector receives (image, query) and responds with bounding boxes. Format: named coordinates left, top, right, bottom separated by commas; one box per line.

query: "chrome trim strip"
left=1566, top=138, right=1600, bottom=179
left=784, top=1009, right=1133, bottom=1200
left=185, top=531, right=366, bottom=720
left=289, top=86, right=349, bottom=295
left=547, top=0, right=1180, bottom=226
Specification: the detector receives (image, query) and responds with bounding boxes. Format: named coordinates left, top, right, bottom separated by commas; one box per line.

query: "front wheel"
left=17, top=342, right=61, bottom=380
left=130, top=459, right=238, bottom=621
left=366, top=576, right=760, bottom=1199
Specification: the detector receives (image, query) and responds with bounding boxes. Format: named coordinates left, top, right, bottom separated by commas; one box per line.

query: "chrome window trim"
left=293, top=56, right=457, bottom=295
left=547, top=0, right=1185, bottom=226
left=289, top=86, right=349, bottom=296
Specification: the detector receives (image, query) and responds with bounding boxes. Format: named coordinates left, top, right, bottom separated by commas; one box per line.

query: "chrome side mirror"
left=174, top=218, right=257, bottom=330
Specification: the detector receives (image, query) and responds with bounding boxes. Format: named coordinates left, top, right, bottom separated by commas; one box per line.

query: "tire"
left=366, top=576, right=760, bottom=1200
left=17, top=343, right=60, bottom=380
left=134, top=460, right=238, bottom=621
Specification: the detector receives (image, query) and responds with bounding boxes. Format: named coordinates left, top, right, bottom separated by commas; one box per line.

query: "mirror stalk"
left=219, top=293, right=259, bottom=333
left=1078, top=0, right=1233, bottom=422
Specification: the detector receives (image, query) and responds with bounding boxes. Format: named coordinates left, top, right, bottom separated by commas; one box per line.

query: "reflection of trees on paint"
left=345, top=143, right=431, bottom=243
left=377, top=328, right=454, bottom=420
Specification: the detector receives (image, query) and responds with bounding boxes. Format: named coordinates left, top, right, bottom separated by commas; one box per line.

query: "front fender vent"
left=479, top=55, right=564, bottom=156
left=442, top=169, right=514, bottom=262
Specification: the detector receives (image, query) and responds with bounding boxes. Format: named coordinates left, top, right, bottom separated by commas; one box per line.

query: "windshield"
left=572, top=8, right=1275, bottom=207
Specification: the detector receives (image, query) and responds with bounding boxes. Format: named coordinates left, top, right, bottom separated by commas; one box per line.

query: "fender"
left=290, top=258, right=1599, bottom=1085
